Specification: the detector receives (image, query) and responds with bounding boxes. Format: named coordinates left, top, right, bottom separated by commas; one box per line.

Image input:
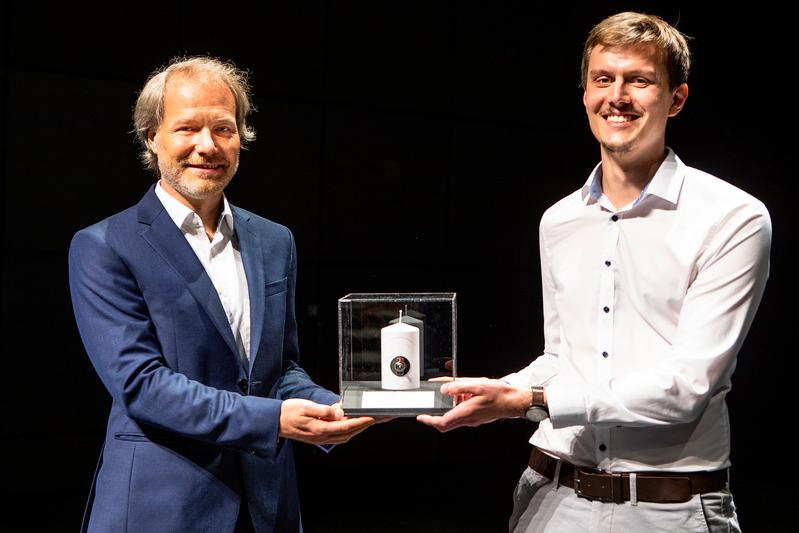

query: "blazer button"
left=237, top=378, right=248, bottom=393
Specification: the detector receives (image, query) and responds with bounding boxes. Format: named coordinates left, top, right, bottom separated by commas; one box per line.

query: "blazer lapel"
left=136, top=186, right=241, bottom=363
left=233, top=207, right=265, bottom=369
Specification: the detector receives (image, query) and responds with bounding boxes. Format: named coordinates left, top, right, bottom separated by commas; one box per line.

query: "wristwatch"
left=524, top=387, right=549, bottom=422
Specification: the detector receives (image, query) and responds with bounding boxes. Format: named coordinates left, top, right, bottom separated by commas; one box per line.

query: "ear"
left=146, top=130, right=158, bottom=153
left=668, top=83, right=689, bottom=117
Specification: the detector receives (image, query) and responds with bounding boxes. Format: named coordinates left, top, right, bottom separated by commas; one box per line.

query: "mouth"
left=602, top=112, right=639, bottom=124
left=184, top=161, right=226, bottom=172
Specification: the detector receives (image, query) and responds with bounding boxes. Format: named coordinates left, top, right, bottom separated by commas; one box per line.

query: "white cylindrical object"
left=380, top=321, right=420, bottom=390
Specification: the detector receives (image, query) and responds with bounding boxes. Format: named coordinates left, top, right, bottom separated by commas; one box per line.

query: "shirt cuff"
left=501, top=371, right=526, bottom=388
left=545, top=384, right=588, bottom=429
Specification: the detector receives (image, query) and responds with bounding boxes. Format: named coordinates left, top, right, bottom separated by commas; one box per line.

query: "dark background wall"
left=2, top=2, right=793, bottom=531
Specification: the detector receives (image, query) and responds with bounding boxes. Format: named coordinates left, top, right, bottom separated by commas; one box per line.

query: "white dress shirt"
left=504, top=149, right=771, bottom=472
left=155, top=182, right=251, bottom=368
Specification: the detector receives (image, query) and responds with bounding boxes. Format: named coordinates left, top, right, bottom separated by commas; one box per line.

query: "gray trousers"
left=510, top=467, right=741, bottom=533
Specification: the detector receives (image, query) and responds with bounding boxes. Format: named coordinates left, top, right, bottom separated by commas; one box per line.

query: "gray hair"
left=133, top=55, right=256, bottom=172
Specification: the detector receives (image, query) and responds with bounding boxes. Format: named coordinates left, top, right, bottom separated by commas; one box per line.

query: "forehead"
left=162, top=74, right=236, bottom=116
left=588, top=43, right=666, bottom=74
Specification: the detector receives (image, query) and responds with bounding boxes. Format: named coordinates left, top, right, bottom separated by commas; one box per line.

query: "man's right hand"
left=278, top=399, right=378, bottom=445
left=416, top=378, right=531, bottom=432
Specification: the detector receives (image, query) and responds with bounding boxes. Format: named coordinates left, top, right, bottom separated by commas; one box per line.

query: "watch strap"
left=531, top=387, right=548, bottom=412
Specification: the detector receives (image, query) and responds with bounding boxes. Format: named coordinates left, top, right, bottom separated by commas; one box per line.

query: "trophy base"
left=341, top=380, right=453, bottom=416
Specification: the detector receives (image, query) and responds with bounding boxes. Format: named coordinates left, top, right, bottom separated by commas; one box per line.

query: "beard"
left=600, top=139, right=635, bottom=154
left=158, top=156, right=239, bottom=201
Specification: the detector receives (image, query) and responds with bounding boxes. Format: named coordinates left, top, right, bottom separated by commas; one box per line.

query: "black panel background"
left=2, top=2, right=792, bottom=531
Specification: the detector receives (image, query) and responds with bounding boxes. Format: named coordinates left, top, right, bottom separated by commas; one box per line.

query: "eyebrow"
left=169, top=113, right=237, bottom=123
left=589, top=68, right=659, bottom=79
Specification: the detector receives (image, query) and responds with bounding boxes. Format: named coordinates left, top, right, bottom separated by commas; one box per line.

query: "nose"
left=609, top=80, right=631, bottom=106
left=194, top=127, right=218, bottom=154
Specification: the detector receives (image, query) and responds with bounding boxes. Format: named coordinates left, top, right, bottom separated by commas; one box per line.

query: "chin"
left=602, top=128, right=646, bottom=151
left=601, top=140, right=635, bottom=154
left=186, top=180, right=230, bottom=198
left=166, top=175, right=231, bottom=200
left=181, top=187, right=222, bottom=200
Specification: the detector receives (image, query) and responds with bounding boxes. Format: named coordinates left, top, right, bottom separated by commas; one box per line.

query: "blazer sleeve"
left=68, top=224, right=282, bottom=458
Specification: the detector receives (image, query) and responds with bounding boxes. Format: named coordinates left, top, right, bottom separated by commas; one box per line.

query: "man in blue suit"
left=68, top=56, right=376, bottom=533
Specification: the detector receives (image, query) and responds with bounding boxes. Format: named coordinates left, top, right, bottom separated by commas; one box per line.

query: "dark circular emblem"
left=390, top=356, right=411, bottom=377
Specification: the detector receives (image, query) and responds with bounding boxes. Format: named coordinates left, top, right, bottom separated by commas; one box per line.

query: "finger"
left=344, top=417, right=378, bottom=431
left=339, top=423, right=374, bottom=439
left=428, top=376, right=454, bottom=382
left=316, top=416, right=376, bottom=435
left=323, top=427, right=370, bottom=445
left=304, top=402, right=342, bottom=420
left=441, top=382, right=482, bottom=396
left=416, top=414, right=436, bottom=425
left=343, top=416, right=377, bottom=426
left=417, top=414, right=449, bottom=429
left=441, top=377, right=495, bottom=396
left=317, top=420, right=376, bottom=443
left=416, top=414, right=462, bottom=432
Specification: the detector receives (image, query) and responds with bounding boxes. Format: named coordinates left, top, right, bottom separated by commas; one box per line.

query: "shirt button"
left=602, top=351, right=609, bottom=358
left=604, top=260, right=611, bottom=266
left=603, top=306, right=610, bottom=313
left=599, top=444, right=607, bottom=452
left=611, top=215, right=619, bottom=222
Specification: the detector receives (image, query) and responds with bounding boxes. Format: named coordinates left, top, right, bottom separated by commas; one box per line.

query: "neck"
left=599, top=145, right=667, bottom=209
left=159, top=180, right=223, bottom=239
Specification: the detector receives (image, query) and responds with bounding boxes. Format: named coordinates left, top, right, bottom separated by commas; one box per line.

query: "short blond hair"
left=581, top=12, right=691, bottom=90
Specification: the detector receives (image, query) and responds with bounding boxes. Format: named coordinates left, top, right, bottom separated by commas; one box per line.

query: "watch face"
left=525, top=406, right=549, bottom=422
left=390, top=356, right=411, bottom=377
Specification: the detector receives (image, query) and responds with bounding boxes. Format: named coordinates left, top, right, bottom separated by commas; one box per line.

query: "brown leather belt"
left=528, top=447, right=728, bottom=504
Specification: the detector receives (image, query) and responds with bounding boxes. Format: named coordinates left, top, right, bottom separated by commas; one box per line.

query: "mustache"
left=602, top=103, right=640, bottom=114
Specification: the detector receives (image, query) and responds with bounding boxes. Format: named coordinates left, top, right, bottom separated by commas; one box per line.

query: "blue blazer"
left=68, top=185, right=338, bottom=533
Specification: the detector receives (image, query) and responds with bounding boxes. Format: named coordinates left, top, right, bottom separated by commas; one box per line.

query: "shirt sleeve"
left=503, top=218, right=561, bottom=388
left=546, top=201, right=772, bottom=429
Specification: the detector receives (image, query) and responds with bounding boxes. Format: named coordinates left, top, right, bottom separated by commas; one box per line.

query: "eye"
left=215, top=125, right=237, bottom=136
left=594, top=76, right=612, bottom=87
left=630, top=77, right=651, bottom=88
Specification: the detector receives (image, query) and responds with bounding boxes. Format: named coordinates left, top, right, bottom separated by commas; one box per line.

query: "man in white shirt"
left=418, top=12, right=770, bottom=533
left=69, top=56, right=377, bottom=533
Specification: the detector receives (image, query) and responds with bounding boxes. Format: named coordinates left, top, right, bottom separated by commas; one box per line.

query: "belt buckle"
left=574, top=469, right=624, bottom=503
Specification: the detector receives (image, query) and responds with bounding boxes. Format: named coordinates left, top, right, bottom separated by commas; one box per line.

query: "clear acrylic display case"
left=338, top=293, right=457, bottom=416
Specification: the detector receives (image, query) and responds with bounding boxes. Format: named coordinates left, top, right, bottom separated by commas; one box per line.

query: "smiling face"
left=148, top=74, right=240, bottom=202
left=583, top=43, right=688, bottom=161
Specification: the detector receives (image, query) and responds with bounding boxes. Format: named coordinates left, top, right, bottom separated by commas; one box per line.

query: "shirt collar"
left=581, top=147, right=685, bottom=208
left=154, top=180, right=234, bottom=235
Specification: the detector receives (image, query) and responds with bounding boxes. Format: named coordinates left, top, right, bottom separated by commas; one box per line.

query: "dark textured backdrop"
left=2, top=2, right=793, bottom=531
